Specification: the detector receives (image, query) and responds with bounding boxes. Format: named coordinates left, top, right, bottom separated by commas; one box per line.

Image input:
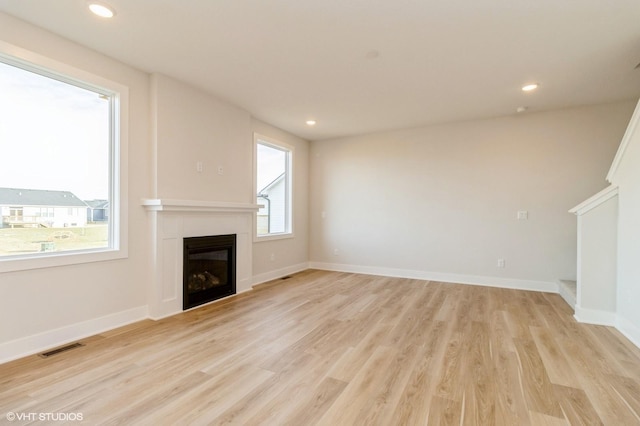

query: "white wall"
left=610, top=99, right=640, bottom=346
left=0, top=15, right=310, bottom=362
left=309, top=102, right=635, bottom=289
left=150, top=76, right=310, bottom=285
left=251, top=119, right=309, bottom=283
left=151, top=73, right=252, bottom=202
left=0, top=13, right=151, bottom=360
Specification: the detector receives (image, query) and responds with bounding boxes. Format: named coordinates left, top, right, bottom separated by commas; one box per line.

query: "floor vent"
left=39, top=342, right=85, bottom=358
left=281, top=275, right=292, bottom=280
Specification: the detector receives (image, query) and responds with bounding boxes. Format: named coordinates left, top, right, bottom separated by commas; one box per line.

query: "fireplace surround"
left=142, top=198, right=259, bottom=319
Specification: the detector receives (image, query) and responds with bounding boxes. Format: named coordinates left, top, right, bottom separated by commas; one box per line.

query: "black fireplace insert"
left=183, top=234, right=236, bottom=310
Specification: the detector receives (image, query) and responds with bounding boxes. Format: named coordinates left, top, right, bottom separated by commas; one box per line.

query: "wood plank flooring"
left=2, top=269, right=640, bottom=425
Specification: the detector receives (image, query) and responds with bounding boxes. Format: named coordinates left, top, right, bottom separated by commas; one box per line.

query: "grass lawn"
left=0, top=224, right=108, bottom=255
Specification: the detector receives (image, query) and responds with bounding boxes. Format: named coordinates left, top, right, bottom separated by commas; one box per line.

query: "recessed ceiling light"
left=521, top=83, right=539, bottom=92
left=306, top=120, right=316, bottom=126
left=88, top=2, right=115, bottom=18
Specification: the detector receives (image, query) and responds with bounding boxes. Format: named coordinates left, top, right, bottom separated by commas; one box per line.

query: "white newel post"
left=569, top=186, right=618, bottom=325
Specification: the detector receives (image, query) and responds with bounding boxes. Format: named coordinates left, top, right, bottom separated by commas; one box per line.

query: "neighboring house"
left=85, top=199, right=109, bottom=223
left=257, top=173, right=285, bottom=234
left=0, top=187, right=88, bottom=228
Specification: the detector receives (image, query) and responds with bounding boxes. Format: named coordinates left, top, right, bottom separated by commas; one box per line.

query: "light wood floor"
left=2, top=270, right=640, bottom=425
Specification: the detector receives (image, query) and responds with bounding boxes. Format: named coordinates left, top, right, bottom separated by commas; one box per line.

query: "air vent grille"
left=39, top=342, right=85, bottom=358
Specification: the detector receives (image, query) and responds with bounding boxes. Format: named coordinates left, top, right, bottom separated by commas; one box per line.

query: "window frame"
left=0, top=41, right=128, bottom=273
left=253, top=133, right=294, bottom=242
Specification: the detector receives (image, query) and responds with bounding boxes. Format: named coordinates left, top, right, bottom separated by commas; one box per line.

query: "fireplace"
left=183, top=234, right=236, bottom=310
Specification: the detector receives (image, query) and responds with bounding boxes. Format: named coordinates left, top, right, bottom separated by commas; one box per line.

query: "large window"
left=0, top=47, right=126, bottom=269
left=255, top=134, right=293, bottom=239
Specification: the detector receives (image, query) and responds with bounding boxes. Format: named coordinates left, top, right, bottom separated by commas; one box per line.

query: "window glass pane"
left=256, top=141, right=289, bottom=236
left=0, top=60, right=111, bottom=257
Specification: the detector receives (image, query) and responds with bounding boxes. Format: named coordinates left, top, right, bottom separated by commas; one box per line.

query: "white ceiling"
left=1, top=0, right=639, bottom=141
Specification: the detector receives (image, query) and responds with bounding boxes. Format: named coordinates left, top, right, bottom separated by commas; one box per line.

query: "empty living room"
left=1, top=1, right=640, bottom=424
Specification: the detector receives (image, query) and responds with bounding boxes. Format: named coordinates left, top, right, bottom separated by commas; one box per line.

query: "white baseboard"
left=573, top=310, right=640, bottom=350
left=252, top=262, right=309, bottom=286
left=557, top=280, right=576, bottom=309
left=0, top=262, right=310, bottom=364
left=3, top=266, right=639, bottom=365
left=309, top=262, right=640, bottom=351
left=617, top=316, right=640, bottom=349
left=0, top=305, right=149, bottom=364
left=574, top=305, right=617, bottom=326
left=308, top=261, right=558, bottom=293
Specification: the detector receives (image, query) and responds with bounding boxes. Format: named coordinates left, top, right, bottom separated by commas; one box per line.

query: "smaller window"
left=255, top=135, right=293, bottom=239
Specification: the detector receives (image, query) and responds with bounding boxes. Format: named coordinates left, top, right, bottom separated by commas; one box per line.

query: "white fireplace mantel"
left=141, top=198, right=260, bottom=213
left=143, top=198, right=258, bottom=319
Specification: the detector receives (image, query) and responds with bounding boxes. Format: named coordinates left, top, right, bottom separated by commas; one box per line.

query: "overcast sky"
left=256, top=143, right=286, bottom=192
left=0, top=60, right=109, bottom=200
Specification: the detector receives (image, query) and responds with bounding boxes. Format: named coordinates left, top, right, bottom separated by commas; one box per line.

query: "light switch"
left=517, top=211, right=528, bottom=220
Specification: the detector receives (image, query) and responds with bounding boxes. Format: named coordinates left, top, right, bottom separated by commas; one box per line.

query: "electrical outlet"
left=217, top=166, right=224, bottom=175
left=270, top=253, right=275, bottom=262
left=517, top=211, right=528, bottom=220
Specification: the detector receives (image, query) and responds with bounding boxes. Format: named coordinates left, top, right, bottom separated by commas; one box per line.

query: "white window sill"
left=254, top=232, right=295, bottom=243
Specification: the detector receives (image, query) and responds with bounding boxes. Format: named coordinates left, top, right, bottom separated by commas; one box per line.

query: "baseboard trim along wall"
left=0, top=305, right=149, bottom=364
left=574, top=305, right=617, bottom=326
left=617, top=316, right=640, bottom=350
left=1, top=261, right=310, bottom=364
left=308, top=262, right=558, bottom=293
left=309, top=262, right=640, bottom=350
left=252, top=262, right=310, bottom=287
left=5, top=263, right=637, bottom=364
left=573, top=310, right=640, bottom=350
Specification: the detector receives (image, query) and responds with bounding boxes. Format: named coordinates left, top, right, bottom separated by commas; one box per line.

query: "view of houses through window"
left=0, top=58, right=113, bottom=258
left=256, top=137, right=292, bottom=237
